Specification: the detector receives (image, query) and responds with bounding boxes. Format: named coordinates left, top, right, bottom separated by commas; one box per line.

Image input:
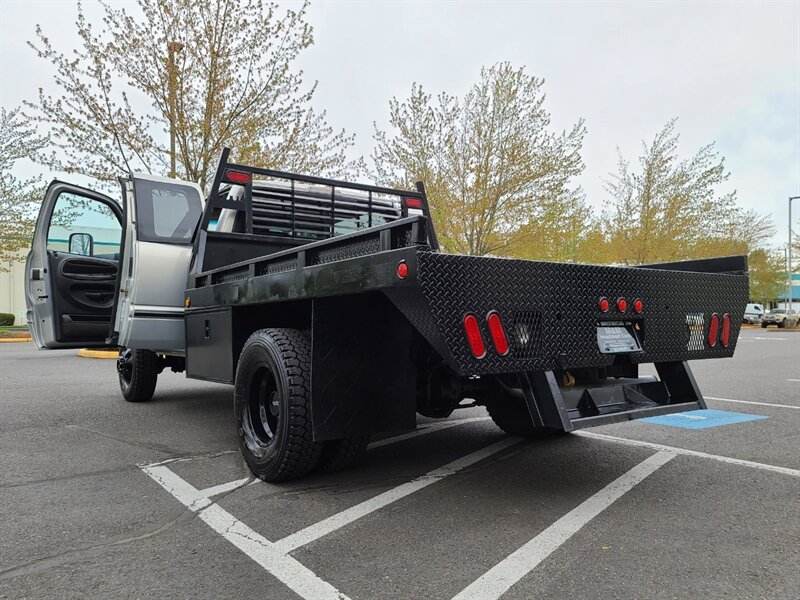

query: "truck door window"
left=46, top=192, right=122, bottom=258
left=135, top=180, right=202, bottom=244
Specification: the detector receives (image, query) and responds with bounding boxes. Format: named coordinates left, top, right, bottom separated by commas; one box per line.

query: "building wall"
left=775, top=274, right=800, bottom=312
left=0, top=252, right=28, bottom=325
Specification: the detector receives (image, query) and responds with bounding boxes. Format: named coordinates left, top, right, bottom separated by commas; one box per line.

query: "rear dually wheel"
left=234, top=328, right=321, bottom=482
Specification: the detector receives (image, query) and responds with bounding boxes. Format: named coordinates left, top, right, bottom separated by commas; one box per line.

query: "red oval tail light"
left=463, top=314, right=486, bottom=359
left=708, top=313, right=720, bottom=347
left=487, top=312, right=509, bottom=356
left=720, top=314, right=731, bottom=347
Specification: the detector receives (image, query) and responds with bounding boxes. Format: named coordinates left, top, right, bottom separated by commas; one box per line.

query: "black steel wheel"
left=485, top=393, right=560, bottom=438
left=316, top=435, right=371, bottom=473
left=117, top=348, right=159, bottom=403
left=234, top=329, right=321, bottom=481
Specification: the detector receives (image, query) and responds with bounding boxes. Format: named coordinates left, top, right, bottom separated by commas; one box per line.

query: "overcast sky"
left=1, top=0, right=798, bottom=247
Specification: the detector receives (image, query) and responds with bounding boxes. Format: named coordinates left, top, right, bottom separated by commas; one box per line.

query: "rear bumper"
left=568, top=401, right=702, bottom=430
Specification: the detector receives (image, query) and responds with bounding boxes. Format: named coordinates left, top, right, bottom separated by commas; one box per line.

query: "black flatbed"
left=180, top=148, right=749, bottom=453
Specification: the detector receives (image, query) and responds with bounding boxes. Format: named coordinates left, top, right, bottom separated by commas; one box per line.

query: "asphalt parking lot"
left=1, top=328, right=798, bottom=599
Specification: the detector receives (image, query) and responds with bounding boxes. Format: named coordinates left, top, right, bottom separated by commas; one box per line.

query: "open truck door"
left=25, top=182, right=123, bottom=349
left=111, top=174, right=204, bottom=354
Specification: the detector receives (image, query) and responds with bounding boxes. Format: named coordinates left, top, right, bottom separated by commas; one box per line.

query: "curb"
left=0, top=336, right=32, bottom=343
left=78, top=348, right=120, bottom=359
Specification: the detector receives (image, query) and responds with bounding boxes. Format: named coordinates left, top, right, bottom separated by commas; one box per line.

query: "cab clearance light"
left=487, top=312, right=509, bottom=356
left=598, top=297, right=610, bottom=312
left=463, top=314, right=486, bottom=359
left=404, top=198, right=423, bottom=209
left=720, top=313, right=731, bottom=347
left=633, top=299, right=643, bottom=313
left=617, top=297, right=627, bottom=313
left=225, top=170, right=251, bottom=184
left=708, top=313, right=720, bottom=347
left=396, top=261, right=408, bottom=279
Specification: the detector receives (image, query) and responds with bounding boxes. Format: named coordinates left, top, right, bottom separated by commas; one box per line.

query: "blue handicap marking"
left=641, top=409, right=767, bottom=430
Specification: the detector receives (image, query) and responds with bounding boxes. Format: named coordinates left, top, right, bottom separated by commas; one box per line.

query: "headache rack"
left=206, top=148, right=438, bottom=240
left=190, top=148, right=439, bottom=274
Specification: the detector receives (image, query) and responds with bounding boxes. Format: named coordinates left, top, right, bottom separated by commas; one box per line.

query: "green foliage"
left=600, top=119, right=775, bottom=265
left=372, top=63, right=587, bottom=257
left=0, top=313, right=15, bottom=326
left=748, top=248, right=787, bottom=304
left=0, top=108, right=47, bottom=270
left=28, top=0, right=361, bottom=188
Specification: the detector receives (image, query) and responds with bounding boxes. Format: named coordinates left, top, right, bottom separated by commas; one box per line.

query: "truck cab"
left=25, top=174, right=203, bottom=354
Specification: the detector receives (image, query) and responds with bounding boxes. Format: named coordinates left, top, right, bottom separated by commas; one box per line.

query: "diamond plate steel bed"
left=181, top=149, right=749, bottom=479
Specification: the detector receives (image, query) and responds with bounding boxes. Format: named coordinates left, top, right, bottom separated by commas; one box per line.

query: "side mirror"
left=69, top=232, right=94, bottom=256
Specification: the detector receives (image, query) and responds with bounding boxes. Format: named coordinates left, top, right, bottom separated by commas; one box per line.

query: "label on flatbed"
left=597, top=321, right=642, bottom=354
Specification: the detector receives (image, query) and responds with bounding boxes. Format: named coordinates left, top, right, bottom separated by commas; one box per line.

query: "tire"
left=316, top=435, right=371, bottom=473
left=761, top=323, right=768, bottom=328
left=485, top=394, right=560, bottom=438
left=234, top=328, right=321, bottom=481
left=778, top=321, right=785, bottom=329
left=117, top=348, right=159, bottom=403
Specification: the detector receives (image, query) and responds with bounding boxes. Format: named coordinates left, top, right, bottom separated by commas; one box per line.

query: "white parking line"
left=274, top=436, right=520, bottom=553
left=143, top=450, right=239, bottom=468
left=368, top=416, right=491, bottom=449
left=788, top=379, right=800, bottom=382
left=143, top=465, right=212, bottom=511
left=451, top=451, right=675, bottom=600
left=198, top=477, right=252, bottom=498
left=141, top=465, right=349, bottom=600
left=577, top=431, right=800, bottom=478
left=705, top=396, right=800, bottom=410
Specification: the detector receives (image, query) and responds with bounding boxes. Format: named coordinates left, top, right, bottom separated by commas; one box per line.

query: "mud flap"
left=310, top=292, right=417, bottom=441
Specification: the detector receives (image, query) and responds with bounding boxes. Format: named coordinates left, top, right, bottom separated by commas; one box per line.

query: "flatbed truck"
left=26, top=148, right=749, bottom=480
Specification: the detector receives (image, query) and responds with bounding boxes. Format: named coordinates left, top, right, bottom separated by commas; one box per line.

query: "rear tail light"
left=224, top=170, right=251, bottom=184
left=616, top=298, right=627, bottom=313
left=404, top=197, right=423, bottom=209
left=633, top=299, right=643, bottom=313
left=598, top=297, right=610, bottom=312
left=486, top=312, right=509, bottom=356
left=708, top=313, right=720, bottom=347
left=463, top=314, right=486, bottom=358
left=720, top=314, right=731, bottom=347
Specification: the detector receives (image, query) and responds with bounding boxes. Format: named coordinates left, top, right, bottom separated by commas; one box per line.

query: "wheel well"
left=231, top=301, right=311, bottom=376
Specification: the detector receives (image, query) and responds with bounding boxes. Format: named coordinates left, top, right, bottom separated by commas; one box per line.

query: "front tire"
left=235, top=329, right=321, bottom=481
left=118, top=348, right=159, bottom=403
left=761, top=323, right=768, bottom=328
left=778, top=321, right=785, bottom=328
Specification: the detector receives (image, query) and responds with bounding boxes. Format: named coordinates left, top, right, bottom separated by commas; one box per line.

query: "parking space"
left=1, top=329, right=798, bottom=599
